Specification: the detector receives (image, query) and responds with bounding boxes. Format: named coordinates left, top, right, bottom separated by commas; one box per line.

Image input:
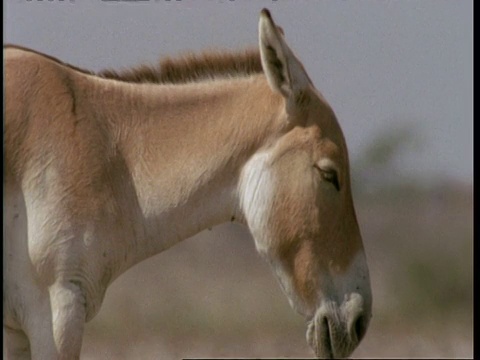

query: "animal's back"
left=4, top=46, right=115, bottom=216
left=5, top=47, right=37, bottom=182
left=5, top=46, right=77, bottom=184
left=4, top=47, right=125, bottom=331
left=5, top=46, right=110, bottom=274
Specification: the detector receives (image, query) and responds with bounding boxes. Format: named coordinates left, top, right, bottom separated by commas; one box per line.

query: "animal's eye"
left=315, top=166, right=340, bottom=191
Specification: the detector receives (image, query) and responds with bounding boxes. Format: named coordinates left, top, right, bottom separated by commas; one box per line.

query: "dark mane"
left=98, top=48, right=263, bottom=84
left=5, top=44, right=263, bottom=84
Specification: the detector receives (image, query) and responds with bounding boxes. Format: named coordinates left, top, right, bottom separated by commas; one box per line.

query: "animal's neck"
left=83, top=73, right=284, bottom=267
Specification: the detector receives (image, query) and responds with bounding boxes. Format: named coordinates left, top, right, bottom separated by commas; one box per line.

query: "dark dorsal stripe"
left=5, top=44, right=262, bottom=85
left=5, top=44, right=97, bottom=76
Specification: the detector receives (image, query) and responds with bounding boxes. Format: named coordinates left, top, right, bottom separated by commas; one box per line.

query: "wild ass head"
left=240, top=9, right=372, bottom=358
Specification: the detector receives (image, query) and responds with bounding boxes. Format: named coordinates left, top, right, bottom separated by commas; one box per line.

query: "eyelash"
left=314, top=166, right=340, bottom=191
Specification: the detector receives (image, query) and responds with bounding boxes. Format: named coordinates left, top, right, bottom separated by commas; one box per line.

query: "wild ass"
left=4, top=9, right=372, bottom=359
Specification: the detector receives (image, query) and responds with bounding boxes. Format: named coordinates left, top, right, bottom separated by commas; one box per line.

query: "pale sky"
left=5, top=0, right=473, bottom=185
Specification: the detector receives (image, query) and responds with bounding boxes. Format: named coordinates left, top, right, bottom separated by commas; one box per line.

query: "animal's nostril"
left=319, top=315, right=333, bottom=358
left=353, top=314, right=367, bottom=343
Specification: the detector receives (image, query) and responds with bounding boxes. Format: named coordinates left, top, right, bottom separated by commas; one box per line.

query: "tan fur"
left=4, top=9, right=371, bottom=359
left=4, top=44, right=262, bottom=85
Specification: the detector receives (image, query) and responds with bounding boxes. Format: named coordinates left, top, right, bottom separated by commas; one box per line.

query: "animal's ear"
left=258, top=9, right=312, bottom=112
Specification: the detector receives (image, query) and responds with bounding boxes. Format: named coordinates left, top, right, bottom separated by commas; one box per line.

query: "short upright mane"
left=99, top=48, right=263, bottom=84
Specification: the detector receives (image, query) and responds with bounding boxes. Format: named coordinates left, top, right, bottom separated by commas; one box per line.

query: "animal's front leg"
left=32, top=281, right=86, bottom=360
left=4, top=326, right=31, bottom=360
left=49, top=281, right=86, bottom=360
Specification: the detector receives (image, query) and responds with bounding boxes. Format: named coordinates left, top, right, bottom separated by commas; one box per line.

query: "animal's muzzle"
left=306, top=293, right=370, bottom=359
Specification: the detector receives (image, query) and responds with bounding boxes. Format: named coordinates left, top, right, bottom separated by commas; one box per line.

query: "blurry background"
left=5, top=0, right=472, bottom=358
